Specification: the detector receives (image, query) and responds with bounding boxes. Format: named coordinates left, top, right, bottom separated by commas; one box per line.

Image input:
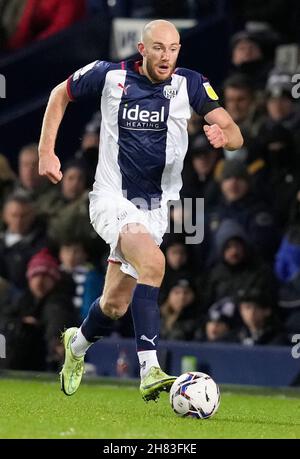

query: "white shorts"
left=89, top=191, right=168, bottom=279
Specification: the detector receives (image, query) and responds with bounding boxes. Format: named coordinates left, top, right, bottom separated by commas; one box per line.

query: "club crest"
left=163, top=85, right=177, bottom=99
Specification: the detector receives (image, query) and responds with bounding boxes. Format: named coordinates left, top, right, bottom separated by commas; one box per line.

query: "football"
left=170, top=371, right=220, bottom=419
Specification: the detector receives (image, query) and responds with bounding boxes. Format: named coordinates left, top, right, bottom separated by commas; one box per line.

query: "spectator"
left=0, top=154, right=16, bottom=215
left=275, top=225, right=300, bottom=338
left=0, top=1, right=27, bottom=50
left=194, top=297, right=237, bottom=343
left=258, top=75, right=300, bottom=159
left=14, top=143, right=54, bottom=214
left=231, top=31, right=263, bottom=66
left=4, top=0, right=86, bottom=50
left=231, top=0, right=298, bottom=42
left=265, top=85, right=296, bottom=126
left=206, top=159, right=280, bottom=263
left=160, top=278, right=198, bottom=341
left=43, top=160, right=106, bottom=261
left=229, top=29, right=274, bottom=88
left=0, top=276, right=15, bottom=329
left=259, top=125, right=299, bottom=226
left=159, top=238, right=193, bottom=303
left=169, top=137, right=221, bottom=258
left=181, top=134, right=222, bottom=208
left=215, top=148, right=267, bottom=204
left=187, top=111, right=203, bottom=139
left=17, top=143, right=44, bottom=192
left=75, top=111, right=101, bottom=187
left=0, top=193, right=46, bottom=290
left=59, top=238, right=104, bottom=319
left=236, top=289, right=287, bottom=345
left=198, top=219, right=277, bottom=311
left=1, top=248, right=77, bottom=371
left=223, top=74, right=266, bottom=143
left=40, top=160, right=88, bottom=231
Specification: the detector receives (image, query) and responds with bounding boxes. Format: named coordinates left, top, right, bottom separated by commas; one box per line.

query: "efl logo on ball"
left=170, top=371, right=220, bottom=419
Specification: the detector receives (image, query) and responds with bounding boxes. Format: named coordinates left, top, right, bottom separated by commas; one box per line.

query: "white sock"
left=71, top=328, right=92, bottom=357
left=138, top=350, right=160, bottom=379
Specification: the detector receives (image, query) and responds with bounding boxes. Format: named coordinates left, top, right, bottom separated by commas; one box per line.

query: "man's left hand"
left=203, top=124, right=228, bottom=149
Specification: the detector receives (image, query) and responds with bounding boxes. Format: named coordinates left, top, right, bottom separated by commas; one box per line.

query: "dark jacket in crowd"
left=180, top=165, right=221, bottom=208
left=235, top=320, right=288, bottom=346
left=255, top=125, right=300, bottom=226
left=207, top=193, right=280, bottom=263
left=199, top=219, right=277, bottom=311
left=160, top=303, right=198, bottom=341
left=159, top=265, right=194, bottom=305
left=0, top=222, right=47, bottom=290
left=275, top=227, right=300, bottom=336
left=0, top=275, right=77, bottom=371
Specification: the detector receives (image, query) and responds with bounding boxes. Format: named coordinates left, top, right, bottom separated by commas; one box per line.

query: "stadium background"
left=0, top=0, right=300, bottom=388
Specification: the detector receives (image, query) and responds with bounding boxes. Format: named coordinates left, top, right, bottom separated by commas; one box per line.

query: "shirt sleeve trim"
left=201, top=101, right=220, bottom=116
left=66, top=76, right=75, bottom=101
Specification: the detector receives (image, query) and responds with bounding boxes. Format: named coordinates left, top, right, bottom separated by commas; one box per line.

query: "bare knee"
left=100, top=296, right=130, bottom=320
left=138, top=250, right=165, bottom=286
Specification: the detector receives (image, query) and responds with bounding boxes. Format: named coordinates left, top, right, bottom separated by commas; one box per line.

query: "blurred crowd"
left=3, top=0, right=300, bottom=52
left=160, top=20, right=300, bottom=349
left=1, top=2, right=300, bottom=372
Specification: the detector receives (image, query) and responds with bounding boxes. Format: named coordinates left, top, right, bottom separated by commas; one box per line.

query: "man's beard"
left=146, top=60, right=175, bottom=83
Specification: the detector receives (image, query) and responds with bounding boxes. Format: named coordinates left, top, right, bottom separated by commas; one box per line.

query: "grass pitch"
left=0, top=376, right=299, bottom=439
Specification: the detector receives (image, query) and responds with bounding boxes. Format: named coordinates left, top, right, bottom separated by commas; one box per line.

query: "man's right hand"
left=39, top=152, right=63, bottom=184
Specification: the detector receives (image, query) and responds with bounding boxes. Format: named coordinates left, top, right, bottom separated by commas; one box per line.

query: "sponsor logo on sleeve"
left=203, top=82, right=219, bottom=100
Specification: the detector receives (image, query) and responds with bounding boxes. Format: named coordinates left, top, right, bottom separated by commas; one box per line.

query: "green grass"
left=0, top=377, right=300, bottom=439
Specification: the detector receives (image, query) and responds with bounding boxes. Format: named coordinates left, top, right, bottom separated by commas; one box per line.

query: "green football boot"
left=140, top=366, right=177, bottom=402
left=60, top=327, right=84, bottom=396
